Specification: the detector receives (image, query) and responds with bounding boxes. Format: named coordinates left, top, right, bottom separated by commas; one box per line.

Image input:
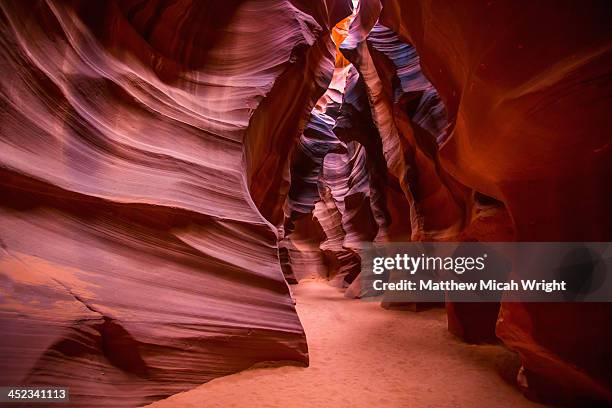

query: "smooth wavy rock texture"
left=379, top=0, right=612, bottom=404
left=0, top=0, right=351, bottom=406
left=279, top=57, right=384, bottom=288
left=340, top=3, right=469, bottom=244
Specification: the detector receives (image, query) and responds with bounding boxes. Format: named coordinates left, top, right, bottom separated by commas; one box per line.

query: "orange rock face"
left=379, top=0, right=612, bottom=404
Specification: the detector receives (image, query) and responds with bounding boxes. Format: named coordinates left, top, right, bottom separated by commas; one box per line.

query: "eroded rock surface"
left=378, top=0, right=612, bottom=403
left=0, top=0, right=350, bottom=406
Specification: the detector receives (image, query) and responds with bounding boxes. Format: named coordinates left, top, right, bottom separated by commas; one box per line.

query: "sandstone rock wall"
left=0, top=0, right=350, bottom=406
left=377, top=0, right=612, bottom=403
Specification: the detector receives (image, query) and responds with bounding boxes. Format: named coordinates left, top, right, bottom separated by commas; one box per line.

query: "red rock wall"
left=378, top=0, right=612, bottom=404
left=0, top=0, right=350, bottom=406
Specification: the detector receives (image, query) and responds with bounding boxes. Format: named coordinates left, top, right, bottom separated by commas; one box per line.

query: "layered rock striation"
left=0, top=0, right=350, bottom=406
left=375, top=0, right=612, bottom=403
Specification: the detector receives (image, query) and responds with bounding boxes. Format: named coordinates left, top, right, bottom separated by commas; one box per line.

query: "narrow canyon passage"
left=147, top=281, right=541, bottom=408
left=1, top=0, right=610, bottom=407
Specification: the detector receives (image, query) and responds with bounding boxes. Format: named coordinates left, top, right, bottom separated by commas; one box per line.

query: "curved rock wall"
left=0, top=0, right=350, bottom=406
left=378, top=0, right=612, bottom=404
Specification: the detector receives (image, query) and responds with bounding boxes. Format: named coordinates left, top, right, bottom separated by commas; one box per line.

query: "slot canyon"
left=0, top=0, right=610, bottom=407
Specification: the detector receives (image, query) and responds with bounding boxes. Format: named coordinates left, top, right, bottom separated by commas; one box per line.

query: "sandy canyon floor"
left=147, top=280, right=545, bottom=408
